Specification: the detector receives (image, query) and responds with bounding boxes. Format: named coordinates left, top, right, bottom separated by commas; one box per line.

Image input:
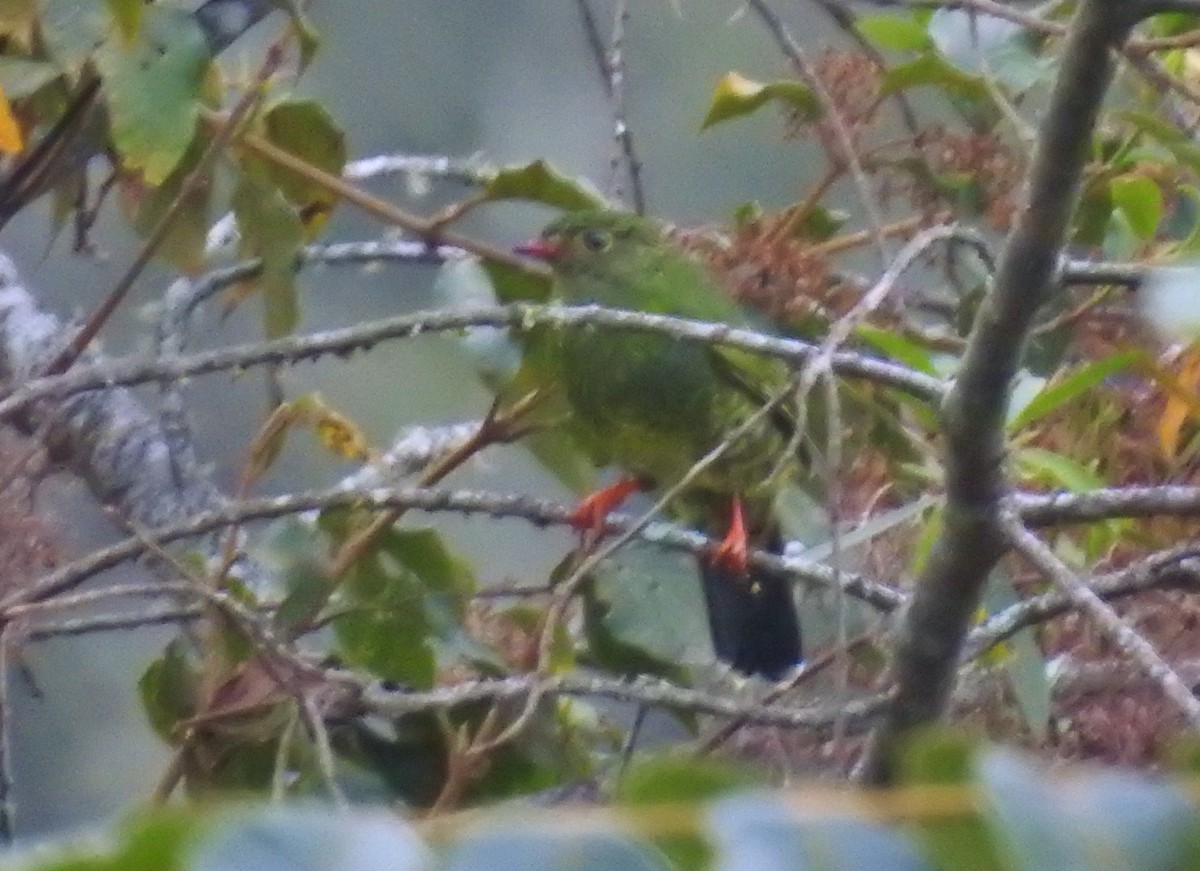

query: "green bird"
left=514, top=210, right=803, bottom=677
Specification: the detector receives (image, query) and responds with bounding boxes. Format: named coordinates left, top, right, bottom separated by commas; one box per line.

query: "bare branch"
left=4, top=483, right=902, bottom=615
left=2, top=304, right=947, bottom=425
left=356, top=670, right=889, bottom=732
left=1001, top=509, right=1200, bottom=729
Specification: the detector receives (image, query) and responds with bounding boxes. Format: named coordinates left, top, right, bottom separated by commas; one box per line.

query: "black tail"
left=698, top=534, right=801, bottom=678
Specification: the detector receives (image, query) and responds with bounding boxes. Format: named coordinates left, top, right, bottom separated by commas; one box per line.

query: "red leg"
left=710, top=496, right=749, bottom=576
left=568, top=476, right=645, bottom=535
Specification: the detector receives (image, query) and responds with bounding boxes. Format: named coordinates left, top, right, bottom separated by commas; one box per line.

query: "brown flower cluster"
left=787, top=49, right=884, bottom=156
left=917, top=124, right=1024, bottom=230
left=673, top=216, right=858, bottom=328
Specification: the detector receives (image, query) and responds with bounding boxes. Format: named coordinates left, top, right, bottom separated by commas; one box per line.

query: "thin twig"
left=40, top=41, right=286, bottom=378
left=1000, top=509, right=1200, bottom=728
left=747, top=0, right=893, bottom=268
left=604, top=0, right=647, bottom=214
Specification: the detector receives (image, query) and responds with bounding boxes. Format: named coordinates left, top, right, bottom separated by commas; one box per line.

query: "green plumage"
left=533, top=211, right=794, bottom=522
left=518, top=210, right=804, bottom=676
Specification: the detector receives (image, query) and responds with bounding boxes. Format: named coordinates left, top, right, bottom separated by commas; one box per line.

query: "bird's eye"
left=580, top=228, right=611, bottom=252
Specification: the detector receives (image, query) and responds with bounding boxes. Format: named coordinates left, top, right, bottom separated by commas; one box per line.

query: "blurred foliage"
left=8, top=743, right=1200, bottom=871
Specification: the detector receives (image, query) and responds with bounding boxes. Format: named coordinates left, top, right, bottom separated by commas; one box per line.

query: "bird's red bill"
left=514, top=237, right=562, bottom=261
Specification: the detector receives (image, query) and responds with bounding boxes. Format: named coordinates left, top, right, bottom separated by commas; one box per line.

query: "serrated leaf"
left=701, top=71, right=819, bottom=130
left=96, top=7, right=211, bottom=185
left=1110, top=173, right=1163, bottom=240
left=481, top=159, right=606, bottom=211
left=856, top=14, right=931, bottom=51
left=1008, top=351, right=1140, bottom=433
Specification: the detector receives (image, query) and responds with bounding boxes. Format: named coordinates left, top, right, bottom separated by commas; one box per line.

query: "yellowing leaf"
left=241, top=395, right=371, bottom=489
left=105, top=0, right=142, bottom=44
left=262, top=99, right=346, bottom=239
left=0, top=83, right=23, bottom=153
left=701, top=71, right=818, bottom=130
left=315, top=410, right=368, bottom=461
left=294, top=394, right=371, bottom=462
left=1150, top=346, right=1200, bottom=460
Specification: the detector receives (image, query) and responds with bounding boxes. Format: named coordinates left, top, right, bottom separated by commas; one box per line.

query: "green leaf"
left=262, top=99, right=347, bottom=231
left=1015, top=447, right=1104, bottom=492
left=480, top=160, right=606, bottom=211
left=1008, top=351, right=1140, bottom=433
left=856, top=14, right=931, bottom=51
left=123, top=134, right=212, bottom=273
left=581, top=555, right=693, bottom=683
left=701, top=71, right=819, bottom=130
left=879, top=53, right=989, bottom=102
left=857, top=324, right=938, bottom=375
left=329, top=524, right=476, bottom=689
left=1073, top=182, right=1114, bottom=247
left=898, top=731, right=1007, bottom=871
left=1110, top=174, right=1163, bottom=240
left=41, top=0, right=111, bottom=71
left=95, top=7, right=211, bottom=185
left=791, top=204, right=850, bottom=241
left=272, top=557, right=333, bottom=636
left=617, top=757, right=756, bottom=871
left=105, top=0, right=142, bottom=43
left=112, top=810, right=204, bottom=871
left=984, top=571, right=1051, bottom=742
left=334, top=566, right=437, bottom=689
left=232, top=170, right=304, bottom=338
left=586, top=544, right=711, bottom=672
left=138, top=639, right=197, bottom=742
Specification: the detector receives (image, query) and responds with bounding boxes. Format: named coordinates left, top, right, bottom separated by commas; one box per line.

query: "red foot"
left=569, top=476, right=645, bottom=535
left=710, top=497, right=750, bottom=576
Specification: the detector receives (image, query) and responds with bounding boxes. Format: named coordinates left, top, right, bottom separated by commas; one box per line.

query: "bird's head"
left=515, top=210, right=667, bottom=290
